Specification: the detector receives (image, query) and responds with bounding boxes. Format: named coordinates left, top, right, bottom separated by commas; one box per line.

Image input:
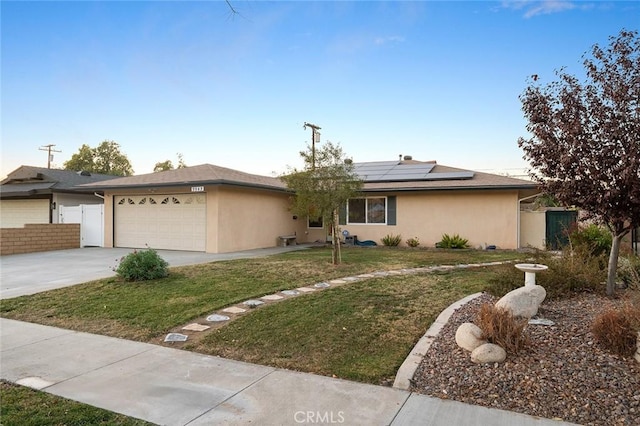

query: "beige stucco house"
left=311, top=158, right=540, bottom=249
left=82, top=164, right=302, bottom=253
left=82, top=159, right=541, bottom=253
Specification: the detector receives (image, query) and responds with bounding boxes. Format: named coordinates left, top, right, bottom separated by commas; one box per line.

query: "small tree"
left=153, top=153, right=187, bottom=172
left=153, top=160, right=174, bottom=172
left=282, top=141, right=362, bottom=265
left=64, top=140, right=134, bottom=176
left=63, top=144, right=94, bottom=172
left=518, top=29, right=640, bottom=296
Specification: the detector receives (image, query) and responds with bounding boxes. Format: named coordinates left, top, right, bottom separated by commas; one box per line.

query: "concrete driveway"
left=0, top=246, right=309, bottom=299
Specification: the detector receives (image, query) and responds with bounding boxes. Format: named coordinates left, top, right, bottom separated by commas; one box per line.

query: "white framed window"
left=347, top=197, right=386, bottom=224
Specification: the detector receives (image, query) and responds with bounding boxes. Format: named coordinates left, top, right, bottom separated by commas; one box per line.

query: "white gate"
left=59, top=204, right=104, bottom=247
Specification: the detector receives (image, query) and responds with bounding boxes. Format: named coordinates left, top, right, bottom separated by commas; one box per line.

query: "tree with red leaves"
left=519, top=29, right=640, bottom=296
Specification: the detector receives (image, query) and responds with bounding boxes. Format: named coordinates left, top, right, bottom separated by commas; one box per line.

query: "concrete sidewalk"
left=0, top=318, right=575, bottom=426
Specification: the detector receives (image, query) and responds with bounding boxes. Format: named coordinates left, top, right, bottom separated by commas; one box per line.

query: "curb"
left=392, top=291, right=484, bottom=390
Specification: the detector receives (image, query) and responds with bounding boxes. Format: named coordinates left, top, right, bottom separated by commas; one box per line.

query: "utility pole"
left=303, top=122, right=321, bottom=170
left=39, top=144, right=62, bottom=169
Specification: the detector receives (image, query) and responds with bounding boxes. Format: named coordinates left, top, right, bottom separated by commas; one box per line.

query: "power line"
left=39, top=144, right=62, bottom=169
left=303, top=122, right=321, bottom=170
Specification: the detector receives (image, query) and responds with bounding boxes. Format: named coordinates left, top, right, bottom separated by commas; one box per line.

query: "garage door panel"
left=0, top=199, right=50, bottom=228
left=114, top=194, right=206, bottom=251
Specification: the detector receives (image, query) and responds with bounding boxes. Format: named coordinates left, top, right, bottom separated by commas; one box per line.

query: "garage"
left=114, top=193, right=206, bottom=251
left=0, top=199, right=49, bottom=228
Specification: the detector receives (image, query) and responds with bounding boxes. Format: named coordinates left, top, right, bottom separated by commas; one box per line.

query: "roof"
left=360, top=162, right=537, bottom=192
left=0, top=166, right=121, bottom=197
left=79, top=160, right=536, bottom=195
left=80, top=164, right=288, bottom=192
left=354, top=160, right=472, bottom=182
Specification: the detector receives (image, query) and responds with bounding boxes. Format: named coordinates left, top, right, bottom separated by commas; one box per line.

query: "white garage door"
left=114, top=194, right=206, bottom=251
left=0, top=199, right=49, bottom=228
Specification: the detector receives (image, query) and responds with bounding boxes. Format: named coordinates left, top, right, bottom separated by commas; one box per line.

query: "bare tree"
left=518, top=29, right=640, bottom=296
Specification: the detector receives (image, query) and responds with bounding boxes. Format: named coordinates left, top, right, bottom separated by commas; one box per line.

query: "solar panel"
left=353, top=161, right=472, bottom=182
left=423, top=172, right=474, bottom=180
left=361, top=174, right=389, bottom=181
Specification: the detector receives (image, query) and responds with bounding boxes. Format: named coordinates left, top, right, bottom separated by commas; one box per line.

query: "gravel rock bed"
left=410, top=292, right=640, bottom=426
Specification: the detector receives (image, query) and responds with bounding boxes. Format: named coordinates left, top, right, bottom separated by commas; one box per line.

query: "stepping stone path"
left=206, top=314, right=230, bottom=322
left=262, top=294, right=284, bottom=301
left=164, top=261, right=515, bottom=344
left=164, top=333, right=188, bottom=343
left=182, top=323, right=210, bottom=332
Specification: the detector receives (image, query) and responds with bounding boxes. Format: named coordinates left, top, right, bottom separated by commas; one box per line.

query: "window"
left=307, top=206, right=323, bottom=228
left=347, top=197, right=386, bottom=224
left=308, top=216, right=323, bottom=228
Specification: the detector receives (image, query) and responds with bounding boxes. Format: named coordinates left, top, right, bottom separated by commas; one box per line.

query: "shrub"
left=540, top=246, right=605, bottom=296
left=115, top=248, right=169, bottom=281
left=618, top=255, right=640, bottom=290
left=476, top=303, right=529, bottom=354
left=484, top=263, right=523, bottom=297
left=437, top=233, right=469, bottom=249
left=406, top=237, right=420, bottom=248
left=484, top=248, right=606, bottom=299
left=591, top=303, right=640, bottom=356
left=381, top=234, right=402, bottom=247
left=569, top=224, right=612, bottom=258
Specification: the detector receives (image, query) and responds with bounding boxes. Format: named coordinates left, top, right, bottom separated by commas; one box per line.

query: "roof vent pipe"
left=403, top=155, right=413, bottom=161
left=398, top=154, right=402, bottom=161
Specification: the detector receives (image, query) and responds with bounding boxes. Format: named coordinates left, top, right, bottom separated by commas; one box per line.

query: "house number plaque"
left=191, top=186, right=204, bottom=192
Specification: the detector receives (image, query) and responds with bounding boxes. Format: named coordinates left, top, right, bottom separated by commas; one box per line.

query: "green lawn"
left=0, top=247, right=523, bottom=384
left=0, top=380, right=153, bottom=426
left=186, top=268, right=497, bottom=384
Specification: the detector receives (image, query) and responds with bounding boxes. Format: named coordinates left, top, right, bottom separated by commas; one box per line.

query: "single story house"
left=82, top=158, right=545, bottom=253
left=0, top=166, right=117, bottom=228
left=311, top=157, right=541, bottom=249
left=82, top=164, right=299, bottom=253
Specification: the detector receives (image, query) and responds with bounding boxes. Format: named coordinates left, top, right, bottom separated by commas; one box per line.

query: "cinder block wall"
left=0, top=224, right=80, bottom=255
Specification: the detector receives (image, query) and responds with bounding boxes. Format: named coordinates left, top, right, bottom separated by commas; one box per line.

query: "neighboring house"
left=82, top=158, right=543, bottom=253
left=0, top=166, right=117, bottom=228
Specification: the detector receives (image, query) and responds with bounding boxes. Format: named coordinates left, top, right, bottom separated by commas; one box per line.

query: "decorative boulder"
left=470, top=343, right=507, bottom=364
left=455, top=322, right=487, bottom=352
left=495, top=284, right=546, bottom=318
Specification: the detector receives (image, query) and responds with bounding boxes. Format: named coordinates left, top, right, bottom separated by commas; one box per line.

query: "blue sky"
left=1, top=1, right=637, bottom=178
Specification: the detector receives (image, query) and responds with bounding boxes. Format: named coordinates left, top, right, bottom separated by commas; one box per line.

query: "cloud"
left=501, top=1, right=589, bottom=18
left=327, top=34, right=405, bottom=55
left=374, top=35, right=405, bottom=45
